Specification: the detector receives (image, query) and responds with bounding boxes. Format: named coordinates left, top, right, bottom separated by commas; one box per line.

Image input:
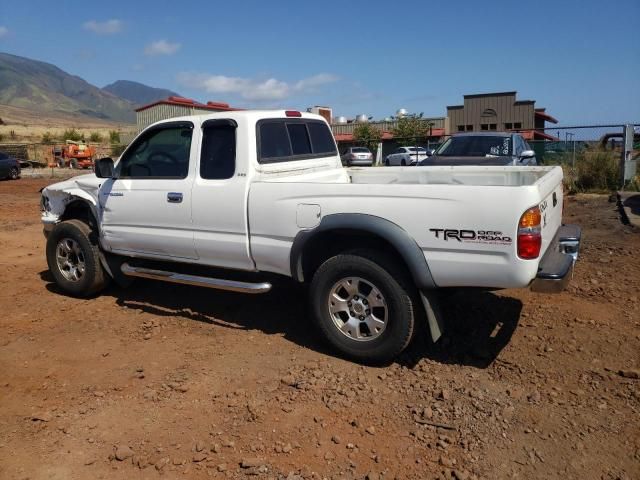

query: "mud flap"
left=420, top=291, right=444, bottom=342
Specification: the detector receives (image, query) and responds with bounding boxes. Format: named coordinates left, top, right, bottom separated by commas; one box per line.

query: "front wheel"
left=9, top=167, right=19, bottom=180
left=310, top=251, right=416, bottom=363
left=46, top=220, right=109, bottom=297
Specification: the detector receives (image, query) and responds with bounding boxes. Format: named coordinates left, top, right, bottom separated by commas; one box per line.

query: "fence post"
left=621, top=124, right=635, bottom=187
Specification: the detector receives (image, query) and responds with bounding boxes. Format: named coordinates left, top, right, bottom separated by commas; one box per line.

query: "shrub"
left=89, top=132, right=103, bottom=143
left=109, top=130, right=120, bottom=144
left=573, top=151, right=620, bottom=192
left=42, top=132, right=54, bottom=144
left=61, top=128, right=84, bottom=142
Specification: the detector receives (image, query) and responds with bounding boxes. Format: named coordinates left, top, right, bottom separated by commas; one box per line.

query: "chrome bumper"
left=530, top=224, right=581, bottom=294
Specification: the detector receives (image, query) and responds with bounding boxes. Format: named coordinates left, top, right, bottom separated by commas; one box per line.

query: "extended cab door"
left=99, top=121, right=198, bottom=259
left=191, top=118, right=254, bottom=270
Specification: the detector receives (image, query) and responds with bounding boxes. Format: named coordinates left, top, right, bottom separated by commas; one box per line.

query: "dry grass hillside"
left=0, top=104, right=136, bottom=143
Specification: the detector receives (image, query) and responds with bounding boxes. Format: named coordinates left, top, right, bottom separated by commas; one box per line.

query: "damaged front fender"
left=41, top=174, right=102, bottom=236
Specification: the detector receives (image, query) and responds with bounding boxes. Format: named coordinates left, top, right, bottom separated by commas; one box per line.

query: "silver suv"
left=341, top=147, right=373, bottom=166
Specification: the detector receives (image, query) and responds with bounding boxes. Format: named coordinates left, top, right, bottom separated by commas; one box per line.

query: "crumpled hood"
left=43, top=173, right=102, bottom=195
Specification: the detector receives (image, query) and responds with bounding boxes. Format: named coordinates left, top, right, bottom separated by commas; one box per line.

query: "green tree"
left=41, top=132, right=54, bottom=144
left=352, top=123, right=383, bottom=158
left=391, top=114, right=433, bottom=145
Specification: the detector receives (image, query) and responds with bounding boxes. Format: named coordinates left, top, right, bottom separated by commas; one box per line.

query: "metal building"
left=135, top=96, right=239, bottom=131
left=447, top=91, right=558, bottom=140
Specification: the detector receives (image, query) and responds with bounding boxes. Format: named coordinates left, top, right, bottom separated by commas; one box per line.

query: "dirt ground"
left=0, top=177, right=638, bottom=480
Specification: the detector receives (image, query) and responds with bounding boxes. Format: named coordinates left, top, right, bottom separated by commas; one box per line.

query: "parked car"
left=341, top=147, right=373, bottom=166
left=385, top=146, right=429, bottom=166
left=40, top=110, right=580, bottom=364
left=419, top=132, right=537, bottom=166
left=0, top=151, right=21, bottom=180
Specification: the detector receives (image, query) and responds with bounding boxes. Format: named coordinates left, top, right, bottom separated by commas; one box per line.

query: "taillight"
left=517, top=206, right=542, bottom=259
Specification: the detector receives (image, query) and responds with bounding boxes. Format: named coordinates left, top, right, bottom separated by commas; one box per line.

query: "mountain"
left=0, top=52, right=135, bottom=123
left=103, top=80, right=180, bottom=107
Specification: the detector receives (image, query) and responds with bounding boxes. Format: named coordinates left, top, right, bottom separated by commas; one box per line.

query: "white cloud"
left=0, top=26, right=9, bottom=38
left=144, top=40, right=181, bottom=56
left=82, top=19, right=123, bottom=35
left=176, top=72, right=338, bottom=101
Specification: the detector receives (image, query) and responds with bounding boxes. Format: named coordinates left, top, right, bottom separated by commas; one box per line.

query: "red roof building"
left=135, top=96, right=240, bottom=131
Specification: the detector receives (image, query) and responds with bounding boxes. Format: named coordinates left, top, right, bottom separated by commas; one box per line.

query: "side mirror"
left=520, top=149, right=535, bottom=159
left=95, top=157, right=115, bottom=178
left=426, top=149, right=435, bottom=156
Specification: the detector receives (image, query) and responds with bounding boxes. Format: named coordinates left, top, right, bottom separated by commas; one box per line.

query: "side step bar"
left=120, top=263, right=272, bottom=294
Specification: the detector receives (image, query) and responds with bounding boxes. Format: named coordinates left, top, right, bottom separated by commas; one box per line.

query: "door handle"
left=167, top=192, right=183, bottom=203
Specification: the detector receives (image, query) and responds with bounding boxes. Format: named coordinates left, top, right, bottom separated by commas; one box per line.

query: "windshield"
left=435, top=136, right=512, bottom=157
left=351, top=147, right=370, bottom=153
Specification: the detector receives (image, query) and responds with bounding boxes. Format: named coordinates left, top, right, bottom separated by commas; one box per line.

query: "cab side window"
left=258, top=119, right=337, bottom=163
left=118, top=123, right=193, bottom=178
left=200, top=121, right=236, bottom=180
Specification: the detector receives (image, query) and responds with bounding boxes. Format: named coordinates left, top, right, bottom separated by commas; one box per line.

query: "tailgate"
left=537, top=179, right=564, bottom=258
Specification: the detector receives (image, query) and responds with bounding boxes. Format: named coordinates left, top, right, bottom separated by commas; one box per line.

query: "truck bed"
left=347, top=166, right=553, bottom=187
left=249, top=165, right=564, bottom=289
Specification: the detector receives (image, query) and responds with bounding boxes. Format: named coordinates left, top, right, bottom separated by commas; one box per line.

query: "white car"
left=384, top=146, right=429, bottom=166
left=40, top=110, right=581, bottom=363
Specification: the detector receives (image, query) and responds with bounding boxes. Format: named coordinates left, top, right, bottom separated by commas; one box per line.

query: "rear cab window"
left=257, top=118, right=337, bottom=163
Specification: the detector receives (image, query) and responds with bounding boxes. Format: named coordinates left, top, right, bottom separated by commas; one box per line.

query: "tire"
left=9, top=167, right=19, bottom=180
left=70, top=159, right=78, bottom=169
left=384, top=158, right=389, bottom=166
left=310, top=250, right=416, bottom=364
left=46, top=219, right=110, bottom=297
left=57, top=158, right=65, bottom=168
left=401, top=159, right=406, bottom=166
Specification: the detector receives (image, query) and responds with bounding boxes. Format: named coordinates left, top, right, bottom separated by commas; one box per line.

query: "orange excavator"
left=52, top=141, right=96, bottom=169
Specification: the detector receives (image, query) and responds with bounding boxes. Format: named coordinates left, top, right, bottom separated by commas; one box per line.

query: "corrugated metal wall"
left=136, top=104, right=192, bottom=131
left=331, top=117, right=446, bottom=135
left=136, top=105, right=228, bottom=131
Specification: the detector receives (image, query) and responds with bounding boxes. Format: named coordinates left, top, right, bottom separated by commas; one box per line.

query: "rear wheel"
left=70, top=159, right=78, bottom=169
left=57, top=158, right=65, bottom=168
left=9, top=167, right=19, bottom=180
left=46, top=220, right=109, bottom=297
left=310, top=250, right=416, bottom=363
left=401, top=158, right=406, bottom=166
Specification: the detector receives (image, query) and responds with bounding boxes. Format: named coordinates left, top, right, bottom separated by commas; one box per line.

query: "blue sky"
left=1, top=0, right=638, bottom=125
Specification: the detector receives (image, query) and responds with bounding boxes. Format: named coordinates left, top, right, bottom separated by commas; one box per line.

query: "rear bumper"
left=348, top=159, right=374, bottom=166
left=530, top=224, right=581, bottom=293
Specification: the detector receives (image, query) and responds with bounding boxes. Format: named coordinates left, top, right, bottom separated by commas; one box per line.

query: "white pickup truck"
left=40, top=110, right=581, bottom=363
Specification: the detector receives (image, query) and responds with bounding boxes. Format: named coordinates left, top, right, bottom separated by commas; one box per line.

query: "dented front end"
left=40, top=174, right=102, bottom=237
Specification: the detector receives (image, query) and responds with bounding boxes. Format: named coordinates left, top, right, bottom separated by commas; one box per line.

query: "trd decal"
left=429, top=228, right=512, bottom=244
